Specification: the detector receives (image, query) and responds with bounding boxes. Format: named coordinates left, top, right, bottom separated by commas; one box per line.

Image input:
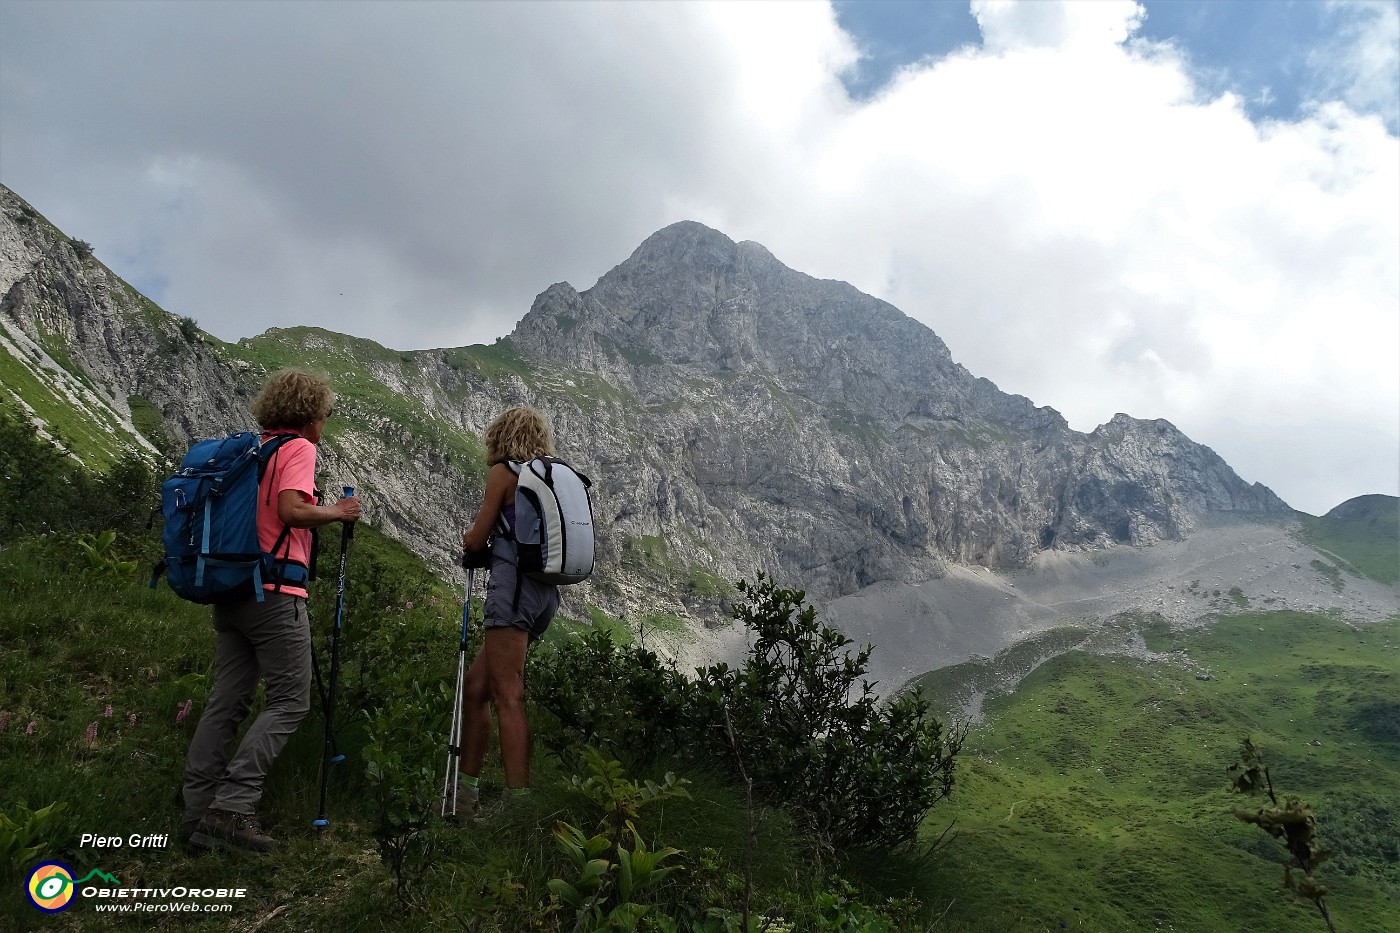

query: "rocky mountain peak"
left=1, top=184, right=1296, bottom=615
left=499, top=216, right=1293, bottom=597
left=512, top=221, right=985, bottom=427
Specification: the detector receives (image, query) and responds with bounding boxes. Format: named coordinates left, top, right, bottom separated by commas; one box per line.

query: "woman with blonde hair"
left=455, top=406, right=561, bottom=814
left=182, top=369, right=360, bottom=852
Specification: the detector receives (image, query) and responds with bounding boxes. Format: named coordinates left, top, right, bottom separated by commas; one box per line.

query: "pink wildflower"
left=85, top=722, right=98, bottom=745
left=176, top=699, right=193, bottom=724
left=25, top=721, right=36, bottom=735
left=128, top=713, right=137, bottom=728
left=104, top=704, right=113, bottom=719
left=406, top=600, right=414, bottom=610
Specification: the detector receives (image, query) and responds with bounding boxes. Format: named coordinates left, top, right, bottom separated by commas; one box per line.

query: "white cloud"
left=0, top=0, right=1395, bottom=514
left=1308, top=0, right=1400, bottom=130
left=971, top=0, right=1144, bottom=53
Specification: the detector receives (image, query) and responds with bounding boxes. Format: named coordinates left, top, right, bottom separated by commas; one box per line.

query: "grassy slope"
left=0, top=343, right=132, bottom=472
left=5, top=516, right=1396, bottom=930
left=912, top=611, right=1400, bottom=932
left=1298, top=497, right=1400, bottom=586
left=223, top=328, right=488, bottom=476
left=0, top=528, right=908, bottom=930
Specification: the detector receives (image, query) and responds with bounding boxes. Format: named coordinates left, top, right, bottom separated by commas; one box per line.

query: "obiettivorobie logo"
left=24, top=859, right=247, bottom=915
left=25, top=862, right=121, bottom=913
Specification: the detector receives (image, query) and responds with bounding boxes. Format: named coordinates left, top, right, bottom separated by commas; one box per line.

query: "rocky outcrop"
left=1, top=190, right=253, bottom=443
left=0, top=187, right=1292, bottom=624
left=508, top=221, right=1290, bottom=601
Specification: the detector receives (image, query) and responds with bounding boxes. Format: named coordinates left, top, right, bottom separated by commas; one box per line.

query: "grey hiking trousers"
left=182, top=591, right=312, bottom=820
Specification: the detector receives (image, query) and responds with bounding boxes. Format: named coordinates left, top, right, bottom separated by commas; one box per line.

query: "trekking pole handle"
left=342, top=486, right=355, bottom=540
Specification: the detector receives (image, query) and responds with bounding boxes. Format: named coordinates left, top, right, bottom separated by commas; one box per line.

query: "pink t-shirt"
left=259, top=433, right=317, bottom=598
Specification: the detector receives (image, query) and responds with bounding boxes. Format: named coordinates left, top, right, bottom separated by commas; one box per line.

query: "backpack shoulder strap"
left=256, top=432, right=301, bottom=486
left=256, top=432, right=304, bottom=594
left=494, top=461, right=525, bottom=537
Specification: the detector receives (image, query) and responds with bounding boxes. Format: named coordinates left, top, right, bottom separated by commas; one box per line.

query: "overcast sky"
left=1, top=0, right=1396, bottom=516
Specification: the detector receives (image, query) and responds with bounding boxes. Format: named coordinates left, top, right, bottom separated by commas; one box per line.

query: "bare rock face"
left=1, top=190, right=252, bottom=451
left=0, top=188, right=1291, bottom=623
left=509, top=221, right=1290, bottom=601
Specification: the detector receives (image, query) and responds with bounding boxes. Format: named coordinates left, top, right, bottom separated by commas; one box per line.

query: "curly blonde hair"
left=485, top=407, right=556, bottom=465
left=250, top=369, right=334, bottom=430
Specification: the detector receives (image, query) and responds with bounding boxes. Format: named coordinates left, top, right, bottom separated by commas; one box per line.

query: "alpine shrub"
left=535, top=576, right=962, bottom=852
left=690, top=576, right=962, bottom=851
left=530, top=627, right=691, bottom=768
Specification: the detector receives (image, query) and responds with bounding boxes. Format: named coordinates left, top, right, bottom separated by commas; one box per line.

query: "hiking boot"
left=198, top=809, right=279, bottom=853
left=181, top=817, right=214, bottom=853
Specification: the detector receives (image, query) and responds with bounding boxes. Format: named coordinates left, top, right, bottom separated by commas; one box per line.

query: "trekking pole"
left=314, top=486, right=354, bottom=831
left=309, top=639, right=342, bottom=762
left=441, top=567, right=476, bottom=818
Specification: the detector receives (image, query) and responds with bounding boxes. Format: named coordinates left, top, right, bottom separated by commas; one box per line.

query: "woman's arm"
left=463, top=463, right=514, bottom=553
left=277, top=490, right=361, bottom=528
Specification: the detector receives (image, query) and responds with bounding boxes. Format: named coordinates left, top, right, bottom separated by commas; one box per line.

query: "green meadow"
left=1298, top=497, right=1400, bottom=586
left=907, top=611, right=1400, bottom=932
left=3, top=400, right=1397, bottom=930
left=0, top=527, right=930, bottom=931
left=3, top=512, right=1396, bottom=931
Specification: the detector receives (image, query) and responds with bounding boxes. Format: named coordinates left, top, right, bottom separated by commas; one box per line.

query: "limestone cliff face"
left=1, top=190, right=254, bottom=447
left=0, top=188, right=1290, bottom=624
left=508, top=221, right=1289, bottom=603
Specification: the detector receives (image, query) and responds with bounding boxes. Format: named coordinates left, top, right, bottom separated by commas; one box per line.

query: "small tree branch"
left=723, top=702, right=756, bottom=933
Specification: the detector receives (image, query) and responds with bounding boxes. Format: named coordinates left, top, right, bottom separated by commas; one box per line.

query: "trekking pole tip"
left=312, top=819, right=330, bottom=829
left=331, top=754, right=346, bottom=764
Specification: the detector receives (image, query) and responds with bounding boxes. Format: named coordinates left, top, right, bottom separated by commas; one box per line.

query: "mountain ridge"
left=1, top=184, right=1307, bottom=630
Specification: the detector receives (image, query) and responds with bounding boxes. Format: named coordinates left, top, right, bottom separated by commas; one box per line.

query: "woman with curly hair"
left=182, top=369, right=360, bottom=853
left=454, top=406, right=562, bottom=815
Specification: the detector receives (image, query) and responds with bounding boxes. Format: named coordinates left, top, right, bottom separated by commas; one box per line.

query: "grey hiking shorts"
left=484, top=539, right=559, bottom=642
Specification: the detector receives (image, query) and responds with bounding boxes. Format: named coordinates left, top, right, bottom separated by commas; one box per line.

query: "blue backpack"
left=150, top=432, right=308, bottom=604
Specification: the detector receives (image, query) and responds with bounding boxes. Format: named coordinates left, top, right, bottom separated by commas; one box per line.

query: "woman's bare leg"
left=483, top=627, right=531, bottom=788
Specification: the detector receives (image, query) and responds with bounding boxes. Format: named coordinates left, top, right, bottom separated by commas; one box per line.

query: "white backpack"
left=500, top=457, right=595, bottom=585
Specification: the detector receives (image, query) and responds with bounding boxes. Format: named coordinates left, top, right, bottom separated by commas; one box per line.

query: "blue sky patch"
left=1135, top=0, right=1330, bottom=124
left=834, top=0, right=1399, bottom=130
left=833, top=0, right=981, bottom=99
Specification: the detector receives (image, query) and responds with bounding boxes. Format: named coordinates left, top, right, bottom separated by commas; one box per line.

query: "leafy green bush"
left=690, top=577, right=962, bottom=852
left=362, top=678, right=448, bottom=905
left=0, top=401, right=87, bottom=540
left=177, top=316, right=201, bottom=344
left=549, top=822, right=684, bottom=930
left=0, top=402, right=159, bottom=543
left=531, top=627, right=692, bottom=767
left=533, top=576, right=963, bottom=853
left=91, top=453, right=160, bottom=531
left=548, top=750, right=687, bottom=929
left=568, top=745, right=692, bottom=843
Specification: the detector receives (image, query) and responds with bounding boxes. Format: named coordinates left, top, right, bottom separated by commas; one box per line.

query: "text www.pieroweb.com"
left=92, top=901, right=235, bottom=913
